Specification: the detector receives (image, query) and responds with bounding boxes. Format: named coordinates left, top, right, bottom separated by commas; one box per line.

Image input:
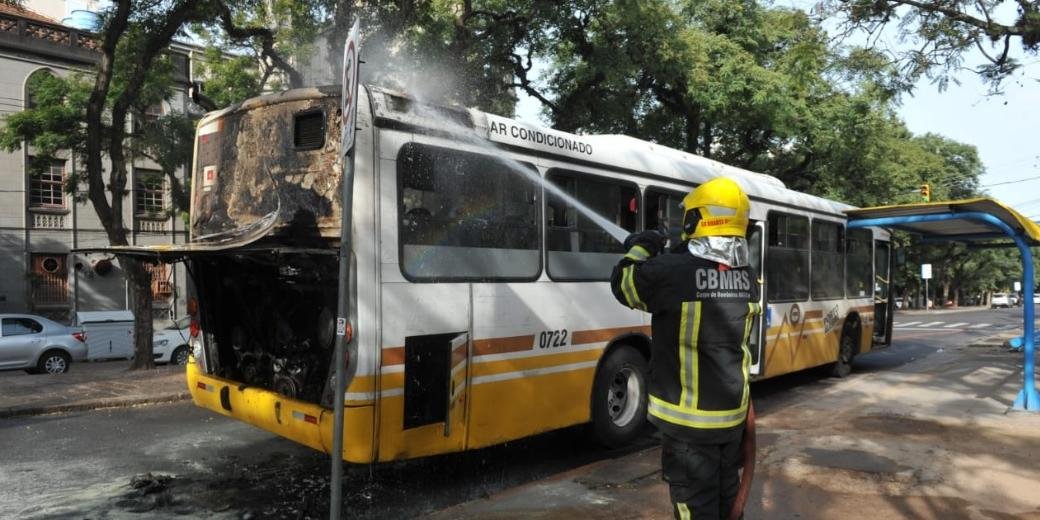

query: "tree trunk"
left=685, top=106, right=701, bottom=155
left=124, top=257, right=156, bottom=370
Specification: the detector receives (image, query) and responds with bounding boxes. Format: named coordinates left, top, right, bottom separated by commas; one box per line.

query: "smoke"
left=295, top=20, right=464, bottom=108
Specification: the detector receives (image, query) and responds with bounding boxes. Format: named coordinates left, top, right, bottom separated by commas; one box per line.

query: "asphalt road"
left=0, top=307, right=1023, bottom=519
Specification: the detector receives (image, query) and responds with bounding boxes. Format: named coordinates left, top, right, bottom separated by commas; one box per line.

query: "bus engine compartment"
left=192, top=251, right=340, bottom=406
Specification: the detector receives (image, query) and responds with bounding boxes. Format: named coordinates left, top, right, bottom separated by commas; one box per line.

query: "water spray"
left=407, top=101, right=631, bottom=245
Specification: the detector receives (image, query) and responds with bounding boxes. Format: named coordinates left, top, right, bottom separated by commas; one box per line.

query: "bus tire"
left=591, top=345, right=648, bottom=448
left=830, top=322, right=859, bottom=378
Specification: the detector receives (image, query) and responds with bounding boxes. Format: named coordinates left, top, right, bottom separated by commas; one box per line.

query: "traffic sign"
left=921, top=263, right=932, bottom=280
left=340, top=18, right=361, bottom=156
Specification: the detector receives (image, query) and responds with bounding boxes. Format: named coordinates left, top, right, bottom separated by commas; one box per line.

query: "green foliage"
left=193, top=47, right=262, bottom=107
left=0, top=72, right=90, bottom=183
left=832, top=0, right=1040, bottom=90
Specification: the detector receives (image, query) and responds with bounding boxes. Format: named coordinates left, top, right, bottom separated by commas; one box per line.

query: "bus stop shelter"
left=845, top=198, right=1040, bottom=412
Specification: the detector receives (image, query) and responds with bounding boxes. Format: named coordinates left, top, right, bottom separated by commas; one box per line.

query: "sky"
left=512, top=5, right=1040, bottom=221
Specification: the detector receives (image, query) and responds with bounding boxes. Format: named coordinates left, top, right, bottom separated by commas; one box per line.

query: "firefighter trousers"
left=661, top=432, right=743, bottom=520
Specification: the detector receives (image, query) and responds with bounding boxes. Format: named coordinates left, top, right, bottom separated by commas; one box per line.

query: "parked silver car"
left=0, top=314, right=88, bottom=374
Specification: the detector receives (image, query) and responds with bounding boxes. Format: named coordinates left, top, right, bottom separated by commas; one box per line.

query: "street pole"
left=924, top=278, right=929, bottom=310
left=331, top=19, right=361, bottom=520
left=330, top=151, right=353, bottom=520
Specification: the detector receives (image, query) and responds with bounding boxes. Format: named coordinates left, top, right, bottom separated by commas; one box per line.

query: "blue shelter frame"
left=846, top=199, right=1040, bottom=412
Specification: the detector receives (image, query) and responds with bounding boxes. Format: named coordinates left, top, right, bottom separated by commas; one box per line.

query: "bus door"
left=873, top=240, right=893, bottom=345
left=747, top=221, right=766, bottom=375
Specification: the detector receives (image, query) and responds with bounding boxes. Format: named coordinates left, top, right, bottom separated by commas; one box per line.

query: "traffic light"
left=919, top=183, right=930, bottom=202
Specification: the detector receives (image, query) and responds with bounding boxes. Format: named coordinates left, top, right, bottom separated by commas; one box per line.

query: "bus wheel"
left=830, top=324, right=859, bottom=378
left=591, top=345, right=648, bottom=448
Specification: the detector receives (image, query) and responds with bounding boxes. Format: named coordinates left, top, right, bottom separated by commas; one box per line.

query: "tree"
left=828, top=0, right=1040, bottom=90
left=0, top=0, right=308, bottom=369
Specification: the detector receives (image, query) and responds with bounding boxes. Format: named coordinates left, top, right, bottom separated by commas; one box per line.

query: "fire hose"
left=728, top=399, right=756, bottom=520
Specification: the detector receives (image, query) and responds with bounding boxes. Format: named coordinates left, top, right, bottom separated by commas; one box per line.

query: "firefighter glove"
left=624, top=230, right=667, bottom=258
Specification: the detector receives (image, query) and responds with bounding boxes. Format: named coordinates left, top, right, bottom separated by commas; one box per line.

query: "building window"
left=135, top=169, right=165, bottom=217
left=31, top=254, right=68, bottom=306
left=29, top=160, right=65, bottom=209
left=146, top=263, right=173, bottom=301
left=142, top=103, right=164, bottom=126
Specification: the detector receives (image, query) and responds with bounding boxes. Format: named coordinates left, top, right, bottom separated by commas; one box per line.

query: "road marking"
left=968, top=323, right=991, bottom=329
left=919, top=321, right=945, bottom=327
left=895, top=321, right=922, bottom=327
left=944, top=322, right=969, bottom=328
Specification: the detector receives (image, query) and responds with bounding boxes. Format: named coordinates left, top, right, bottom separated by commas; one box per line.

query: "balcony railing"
left=31, top=212, right=67, bottom=229
left=0, top=14, right=100, bottom=63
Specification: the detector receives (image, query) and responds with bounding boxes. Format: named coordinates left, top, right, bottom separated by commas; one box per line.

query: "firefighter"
left=610, top=176, right=760, bottom=520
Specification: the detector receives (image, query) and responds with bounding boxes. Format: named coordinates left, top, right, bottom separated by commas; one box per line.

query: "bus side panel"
left=854, top=303, right=877, bottom=355
left=377, top=282, right=470, bottom=461
left=466, top=282, right=646, bottom=450
left=762, top=301, right=837, bottom=378
left=468, top=367, right=597, bottom=448
left=762, top=300, right=876, bottom=378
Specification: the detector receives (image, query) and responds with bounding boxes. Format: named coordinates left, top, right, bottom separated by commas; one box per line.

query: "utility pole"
left=921, top=264, right=932, bottom=310
left=331, top=18, right=361, bottom=520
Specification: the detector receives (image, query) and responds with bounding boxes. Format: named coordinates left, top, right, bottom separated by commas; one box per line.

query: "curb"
left=0, top=392, right=191, bottom=419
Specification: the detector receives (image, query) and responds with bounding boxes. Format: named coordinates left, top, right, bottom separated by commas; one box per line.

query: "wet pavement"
left=3, top=309, right=1040, bottom=519
left=430, top=329, right=1040, bottom=520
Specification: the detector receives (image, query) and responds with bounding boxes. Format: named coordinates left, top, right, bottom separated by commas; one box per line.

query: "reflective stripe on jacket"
left=611, top=245, right=761, bottom=442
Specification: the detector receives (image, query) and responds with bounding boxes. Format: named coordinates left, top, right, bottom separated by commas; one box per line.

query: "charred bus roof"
left=198, top=84, right=859, bottom=222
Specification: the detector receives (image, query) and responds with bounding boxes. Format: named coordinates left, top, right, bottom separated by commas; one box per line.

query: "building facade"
left=0, top=2, right=197, bottom=322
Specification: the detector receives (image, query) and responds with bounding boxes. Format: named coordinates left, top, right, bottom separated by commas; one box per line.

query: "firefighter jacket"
left=611, top=244, right=761, bottom=443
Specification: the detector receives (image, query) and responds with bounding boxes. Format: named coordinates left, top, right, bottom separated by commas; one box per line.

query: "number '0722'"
left=538, top=329, right=568, bottom=349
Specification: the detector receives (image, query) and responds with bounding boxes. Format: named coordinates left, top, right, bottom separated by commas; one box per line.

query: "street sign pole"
left=331, top=18, right=361, bottom=520
left=921, top=264, right=932, bottom=310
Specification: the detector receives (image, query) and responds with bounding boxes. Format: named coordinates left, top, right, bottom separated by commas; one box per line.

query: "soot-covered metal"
left=190, top=87, right=347, bottom=404
left=192, top=87, right=344, bottom=245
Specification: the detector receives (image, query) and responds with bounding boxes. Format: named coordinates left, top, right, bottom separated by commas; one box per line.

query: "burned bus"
left=101, top=85, right=891, bottom=463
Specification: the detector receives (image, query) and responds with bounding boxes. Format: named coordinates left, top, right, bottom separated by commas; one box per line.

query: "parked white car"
left=991, top=293, right=1012, bottom=308
left=152, top=317, right=190, bottom=365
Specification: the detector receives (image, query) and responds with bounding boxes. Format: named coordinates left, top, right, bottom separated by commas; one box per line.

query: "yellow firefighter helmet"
left=680, top=177, right=751, bottom=240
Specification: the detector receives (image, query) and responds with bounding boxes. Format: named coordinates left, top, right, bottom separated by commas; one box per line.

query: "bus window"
left=811, top=220, right=845, bottom=300
left=846, top=229, right=873, bottom=298
left=397, top=143, right=541, bottom=281
left=767, top=212, right=809, bottom=301
left=645, top=187, right=686, bottom=246
left=546, top=169, right=639, bottom=280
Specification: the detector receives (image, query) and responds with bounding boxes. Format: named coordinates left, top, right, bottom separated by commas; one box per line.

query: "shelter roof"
left=845, top=198, right=1040, bottom=245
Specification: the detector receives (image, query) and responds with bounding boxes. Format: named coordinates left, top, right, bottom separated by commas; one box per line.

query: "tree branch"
left=508, top=49, right=558, bottom=114
left=216, top=2, right=304, bottom=88
left=108, top=0, right=204, bottom=240
left=85, top=0, right=132, bottom=245
left=882, top=0, right=1022, bottom=36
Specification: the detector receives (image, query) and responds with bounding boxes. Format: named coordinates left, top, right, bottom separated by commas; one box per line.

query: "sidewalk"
left=429, top=337, right=1040, bottom=519
left=0, top=360, right=189, bottom=418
